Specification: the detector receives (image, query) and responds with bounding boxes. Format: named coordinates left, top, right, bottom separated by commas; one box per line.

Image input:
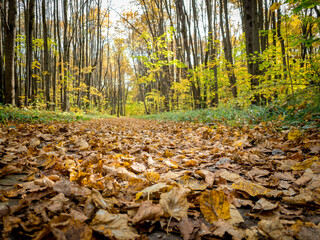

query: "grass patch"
left=0, top=105, right=112, bottom=124
left=139, top=101, right=320, bottom=129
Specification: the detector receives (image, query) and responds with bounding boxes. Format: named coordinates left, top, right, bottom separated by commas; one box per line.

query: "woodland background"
left=0, top=0, right=319, bottom=117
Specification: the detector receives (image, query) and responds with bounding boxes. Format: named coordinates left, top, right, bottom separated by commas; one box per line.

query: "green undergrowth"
left=139, top=101, right=320, bottom=129
left=0, top=105, right=112, bottom=124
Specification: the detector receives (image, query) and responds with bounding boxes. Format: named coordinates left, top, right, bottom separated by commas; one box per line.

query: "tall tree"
left=220, top=0, right=237, bottom=98
left=4, top=0, right=17, bottom=105
left=42, top=0, right=50, bottom=109
left=25, top=0, right=35, bottom=106
left=241, top=0, right=262, bottom=103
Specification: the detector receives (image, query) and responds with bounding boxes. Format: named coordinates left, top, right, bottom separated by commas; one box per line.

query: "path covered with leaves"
left=0, top=118, right=319, bottom=240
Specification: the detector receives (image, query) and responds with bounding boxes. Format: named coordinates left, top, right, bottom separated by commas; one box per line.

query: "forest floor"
left=0, top=117, right=320, bottom=239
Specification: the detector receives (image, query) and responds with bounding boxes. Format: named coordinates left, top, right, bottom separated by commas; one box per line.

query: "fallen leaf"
left=295, top=168, right=313, bottom=185
left=231, top=180, right=270, bottom=197
left=131, top=201, right=164, bottom=223
left=136, top=182, right=168, bottom=200
left=212, top=219, right=244, bottom=240
left=200, top=190, right=231, bottom=223
left=218, top=169, right=243, bottom=182
left=159, top=185, right=190, bottom=220
left=178, top=217, right=197, bottom=240
left=291, top=157, right=319, bottom=171
left=258, top=219, right=294, bottom=240
left=90, top=209, right=139, bottom=240
left=130, top=161, right=146, bottom=173
left=253, top=198, right=278, bottom=211
left=181, top=178, right=208, bottom=191
left=196, top=169, right=215, bottom=187
left=228, top=204, right=244, bottom=226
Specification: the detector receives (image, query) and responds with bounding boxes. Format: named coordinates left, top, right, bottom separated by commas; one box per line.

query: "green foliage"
left=0, top=105, right=112, bottom=124
left=139, top=96, right=320, bottom=129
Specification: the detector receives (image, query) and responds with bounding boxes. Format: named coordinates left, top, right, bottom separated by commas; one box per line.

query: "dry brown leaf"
left=253, top=198, right=278, bottom=211
left=218, top=169, right=243, bottom=182
left=248, top=167, right=270, bottom=178
left=212, top=219, right=244, bottom=240
left=228, top=204, right=244, bottom=226
left=181, top=178, right=208, bottom=191
left=177, top=217, right=197, bottom=240
left=258, top=219, right=294, bottom=240
left=131, top=201, right=164, bottom=223
left=159, top=185, right=190, bottom=220
left=90, top=209, right=139, bottom=240
left=282, top=192, right=313, bottom=205
left=196, top=169, right=215, bottom=187
left=136, top=182, right=168, bottom=200
left=103, top=166, right=137, bottom=180
left=130, top=161, right=146, bottom=173
left=70, top=209, right=89, bottom=222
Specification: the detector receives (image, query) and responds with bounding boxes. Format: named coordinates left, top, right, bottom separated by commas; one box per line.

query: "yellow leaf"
left=291, top=156, right=319, bottom=171
left=231, top=180, right=270, bottom=197
left=144, top=172, right=160, bottom=182
left=270, top=2, right=281, bottom=12
left=48, top=125, right=56, bottom=134
left=288, top=129, right=301, bottom=141
left=200, top=190, right=231, bottom=223
left=163, top=149, right=174, bottom=158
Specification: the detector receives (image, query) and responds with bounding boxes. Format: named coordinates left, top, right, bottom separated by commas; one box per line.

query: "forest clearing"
left=0, top=0, right=320, bottom=239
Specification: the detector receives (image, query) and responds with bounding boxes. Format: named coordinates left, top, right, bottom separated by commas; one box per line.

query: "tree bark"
left=4, top=0, right=17, bottom=105
left=25, top=0, right=35, bottom=106
left=42, top=0, right=50, bottom=109
left=220, top=0, right=237, bottom=98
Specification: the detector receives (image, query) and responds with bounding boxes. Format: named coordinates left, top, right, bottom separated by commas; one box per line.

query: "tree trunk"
left=220, top=0, right=237, bottom=98
left=242, top=0, right=261, bottom=103
left=42, top=0, right=50, bottom=109
left=25, top=0, right=35, bottom=106
left=62, top=0, right=69, bottom=111
left=4, top=0, right=17, bottom=105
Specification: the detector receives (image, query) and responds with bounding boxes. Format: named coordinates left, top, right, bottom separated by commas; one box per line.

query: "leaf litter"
left=0, top=118, right=319, bottom=239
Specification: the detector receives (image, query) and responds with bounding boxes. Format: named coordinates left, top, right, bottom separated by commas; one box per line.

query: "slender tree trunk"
left=62, top=0, right=69, bottom=111
left=25, top=0, right=35, bottom=106
left=0, top=0, right=4, bottom=104
left=220, top=0, right=237, bottom=98
left=4, top=0, right=17, bottom=105
left=42, top=0, right=50, bottom=109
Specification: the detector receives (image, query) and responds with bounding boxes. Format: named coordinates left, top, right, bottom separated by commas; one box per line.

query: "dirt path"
left=0, top=118, right=319, bottom=239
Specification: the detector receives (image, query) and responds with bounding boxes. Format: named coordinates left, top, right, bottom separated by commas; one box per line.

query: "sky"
left=101, top=0, right=132, bottom=11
